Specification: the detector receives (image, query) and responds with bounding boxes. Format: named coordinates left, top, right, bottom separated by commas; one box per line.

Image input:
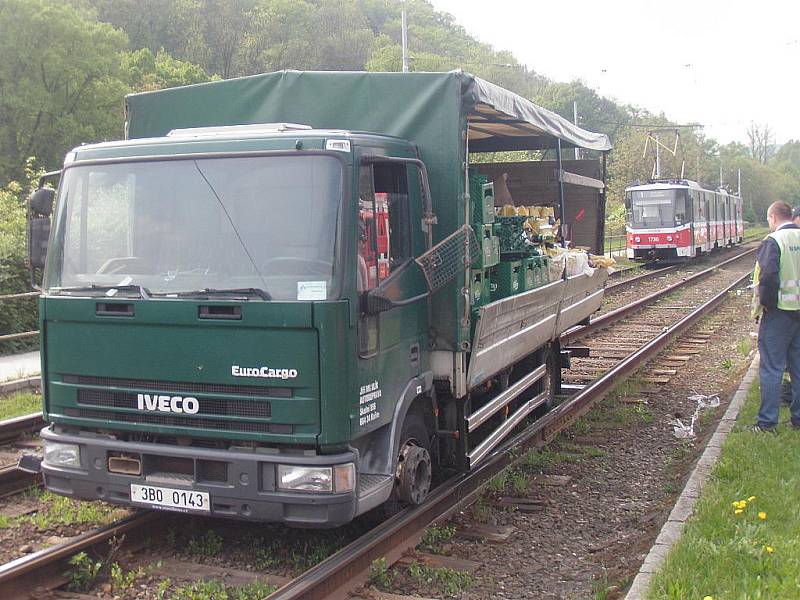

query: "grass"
left=26, top=490, right=125, bottom=530
left=407, top=560, right=475, bottom=596
left=170, top=579, right=277, bottom=600
left=736, top=336, right=753, bottom=357
left=187, top=529, right=224, bottom=557
left=0, top=392, right=41, bottom=420
left=418, top=525, right=456, bottom=554
left=647, top=380, right=800, bottom=599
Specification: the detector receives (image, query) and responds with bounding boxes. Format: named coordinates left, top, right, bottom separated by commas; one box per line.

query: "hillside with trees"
left=1, top=0, right=799, bottom=331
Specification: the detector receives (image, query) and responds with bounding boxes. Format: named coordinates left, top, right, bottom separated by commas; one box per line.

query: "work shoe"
left=751, top=424, right=778, bottom=434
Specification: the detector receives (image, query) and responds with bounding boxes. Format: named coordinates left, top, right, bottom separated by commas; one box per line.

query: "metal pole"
left=401, top=9, right=409, bottom=73
left=655, top=132, right=661, bottom=179
left=556, top=138, right=566, bottom=247
left=738, top=168, right=742, bottom=197
left=573, top=101, right=580, bottom=160
left=599, top=151, right=607, bottom=255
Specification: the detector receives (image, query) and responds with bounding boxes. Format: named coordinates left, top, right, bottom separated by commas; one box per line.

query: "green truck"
left=25, top=71, right=611, bottom=526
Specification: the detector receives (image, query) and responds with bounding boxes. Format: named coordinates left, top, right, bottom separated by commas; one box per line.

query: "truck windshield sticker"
left=297, top=281, right=327, bottom=300
left=359, top=380, right=382, bottom=426
left=231, top=365, right=298, bottom=380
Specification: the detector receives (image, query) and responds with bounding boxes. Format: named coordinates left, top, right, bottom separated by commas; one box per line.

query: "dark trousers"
left=758, top=308, right=800, bottom=428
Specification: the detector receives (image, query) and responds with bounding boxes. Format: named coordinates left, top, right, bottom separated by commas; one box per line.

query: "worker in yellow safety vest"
left=751, top=201, right=800, bottom=432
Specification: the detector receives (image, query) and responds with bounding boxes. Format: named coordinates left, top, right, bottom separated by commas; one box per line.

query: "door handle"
left=409, top=344, right=420, bottom=366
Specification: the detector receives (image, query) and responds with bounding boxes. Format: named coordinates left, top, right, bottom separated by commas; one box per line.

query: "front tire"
left=383, top=410, right=433, bottom=516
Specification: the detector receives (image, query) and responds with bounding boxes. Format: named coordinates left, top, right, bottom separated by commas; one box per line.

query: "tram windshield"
left=627, top=188, right=687, bottom=229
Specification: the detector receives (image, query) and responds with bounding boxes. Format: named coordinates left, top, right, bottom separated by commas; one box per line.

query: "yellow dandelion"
left=735, top=509, right=744, bottom=515
left=748, top=496, right=756, bottom=502
left=765, top=546, right=774, bottom=554
left=732, top=501, right=739, bottom=507
left=704, top=596, right=714, bottom=600
left=759, top=511, right=767, bottom=520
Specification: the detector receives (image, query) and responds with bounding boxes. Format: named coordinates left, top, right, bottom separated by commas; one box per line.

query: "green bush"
left=0, top=160, right=41, bottom=355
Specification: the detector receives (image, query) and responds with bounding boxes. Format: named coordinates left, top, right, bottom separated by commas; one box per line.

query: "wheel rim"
left=396, top=441, right=432, bottom=505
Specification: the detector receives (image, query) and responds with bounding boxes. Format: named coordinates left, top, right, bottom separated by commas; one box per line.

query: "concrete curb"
left=624, top=354, right=760, bottom=600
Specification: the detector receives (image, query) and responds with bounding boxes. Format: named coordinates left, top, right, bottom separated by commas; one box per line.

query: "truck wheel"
left=387, top=411, right=433, bottom=513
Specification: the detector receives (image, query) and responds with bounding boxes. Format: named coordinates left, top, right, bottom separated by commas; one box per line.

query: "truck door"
left=354, top=158, right=425, bottom=435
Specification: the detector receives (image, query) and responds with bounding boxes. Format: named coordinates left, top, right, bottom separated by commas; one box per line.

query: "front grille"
left=67, top=408, right=292, bottom=434
left=77, top=389, right=271, bottom=419
left=62, top=374, right=292, bottom=398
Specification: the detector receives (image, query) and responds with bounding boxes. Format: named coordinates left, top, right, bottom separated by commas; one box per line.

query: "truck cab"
left=35, top=125, right=434, bottom=525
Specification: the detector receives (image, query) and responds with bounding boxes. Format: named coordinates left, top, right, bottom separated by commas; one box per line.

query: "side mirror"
left=28, top=217, right=51, bottom=269
left=364, top=259, right=429, bottom=315
left=30, top=188, right=55, bottom=216
left=27, top=186, right=57, bottom=288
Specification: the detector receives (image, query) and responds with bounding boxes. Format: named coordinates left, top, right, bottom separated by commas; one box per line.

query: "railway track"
left=0, top=413, right=45, bottom=499
left=0, top=247, right=757, bottom=599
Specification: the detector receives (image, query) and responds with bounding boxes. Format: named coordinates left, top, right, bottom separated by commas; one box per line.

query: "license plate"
left=130, top=483, right=210, bottom=513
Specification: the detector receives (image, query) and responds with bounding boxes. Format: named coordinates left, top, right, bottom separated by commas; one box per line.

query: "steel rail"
left=0, top=511, right=162, bottom=596
left=0, top=245, right=758, bottom=598
left=541, top=270, right=753, bottom=440
left=562, top=246, right=755, bottom=345
left=0, top=465, right=40, bottom=499
left=606, top=242, right=760, bottom=293
left=605, top=264, right=677, bottom=293
left=267, top=269, right=754, bottom=600
left=0, top=413, right=45, bottom=446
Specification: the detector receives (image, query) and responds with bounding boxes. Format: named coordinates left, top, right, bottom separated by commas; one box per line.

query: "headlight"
left=278, top=465, right=332, bottom=492
left=43, top=441, right=81, bottom=468
left=666, top=235, right=673, bottom=242
left=634, top=236, right=641, bottom=243
left=277, top=463, right=356, bottom=493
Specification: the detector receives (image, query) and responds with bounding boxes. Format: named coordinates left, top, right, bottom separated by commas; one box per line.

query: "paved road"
left=0, top=351, right=40, bottom=382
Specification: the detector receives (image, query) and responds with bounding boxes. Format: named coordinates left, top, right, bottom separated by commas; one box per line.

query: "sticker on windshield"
left=297, top=281, right=327, bottom=300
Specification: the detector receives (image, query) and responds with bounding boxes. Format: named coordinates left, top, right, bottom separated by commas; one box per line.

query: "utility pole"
left=401, top=9, right=409, bottom=73
left=573, top=101, right=580, bottom=160
left=655, top=132, right=661, bottom=179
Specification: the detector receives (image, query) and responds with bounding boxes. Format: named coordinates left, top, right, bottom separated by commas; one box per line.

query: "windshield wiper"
left=52, top=284, right=151, bottom=298
left=160, top=287, right=272, bottom=301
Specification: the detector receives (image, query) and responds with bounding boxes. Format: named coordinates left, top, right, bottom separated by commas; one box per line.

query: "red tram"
left=625, top=179, right=743, bottom=261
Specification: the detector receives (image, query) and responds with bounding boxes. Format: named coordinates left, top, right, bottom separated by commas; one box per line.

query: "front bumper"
left=39, top=425, right=360, bottom=526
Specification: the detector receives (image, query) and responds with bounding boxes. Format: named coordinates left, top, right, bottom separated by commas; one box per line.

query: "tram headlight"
left=666, top=235, right=674, bottom=242
left=634, top=236, right=641, bottom=243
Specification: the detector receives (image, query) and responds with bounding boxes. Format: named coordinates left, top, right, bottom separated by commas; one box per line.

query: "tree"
left=0, top=0, right=128, bottom=181
left=121, top=48, right=217, bottom=92
left=747, top=122, right=772, bottom=164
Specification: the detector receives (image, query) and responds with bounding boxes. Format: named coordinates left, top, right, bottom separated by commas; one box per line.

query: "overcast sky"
left=429, top=0, right=799, bottom=146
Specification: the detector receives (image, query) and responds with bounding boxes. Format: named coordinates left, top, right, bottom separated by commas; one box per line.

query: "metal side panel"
left=467, top=280, right=564, bottom=390
left=554, top=270, right=608, bottom=336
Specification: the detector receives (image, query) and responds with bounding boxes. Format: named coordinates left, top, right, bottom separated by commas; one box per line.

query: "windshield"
left=628, top=188, right=686, bottom=229
left=44, top=155, right=342, bottom=300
